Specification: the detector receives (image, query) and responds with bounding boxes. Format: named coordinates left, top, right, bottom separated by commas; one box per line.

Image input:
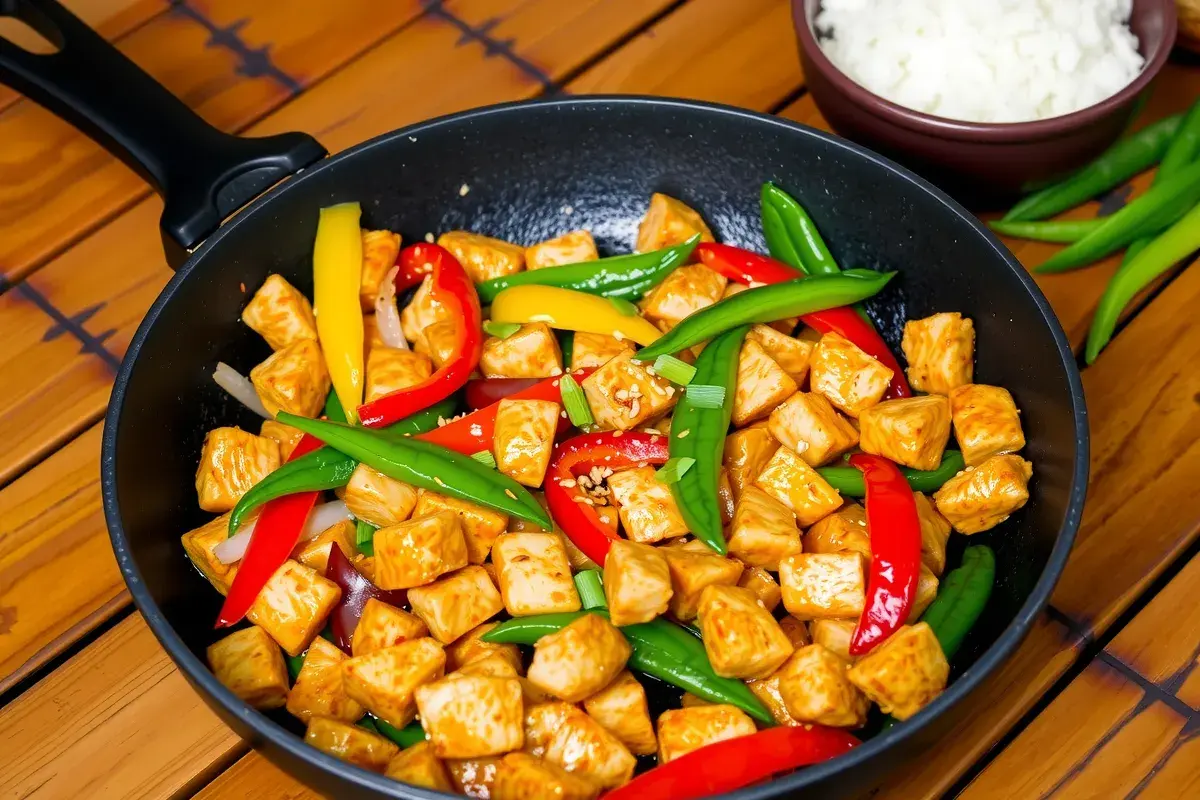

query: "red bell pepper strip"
left=604, top=725, right=860, bottom=800
left=324, top=545, right=408, bottom=655
left=357, top=244, right=483, bottom=428
left=418, top=368, right=596, bottom=455
left=464, top=377, right=541, bottom=410
left=215, top=433, right=325, bottom=628
left=543, top=431, right=670, bottom=566
left=848, top=453, right=922, bottom=656
left=696, top=243, right=912, bottom=399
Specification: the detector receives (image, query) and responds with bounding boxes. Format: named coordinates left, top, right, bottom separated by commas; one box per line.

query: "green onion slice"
left=655, top=456, right=696, bottom=485
left=471, top=450, right=498, bottom=468
left=652, top=354, right=696, bottom=385
left=574, top=570, right=608, bottom=610
left=686, top=384, right=726, bottom=408
left=483, top=321, right=522, bottom=339
left=355, top=519, right=378, bottom=557
left=559, top=374, right=595, bottom=427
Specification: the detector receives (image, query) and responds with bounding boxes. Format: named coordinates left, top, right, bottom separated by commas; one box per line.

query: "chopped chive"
left=608, top=297, right=640, bottom=316
left=484, top=320, right=522, bottom=339
left=574, top=570, right=608, bottom=610
left=655, top=456, right=696, bottom=485
left=355, top=519, right=377, bottom=557
left=560, top=374, right=595, bottom=427
left=652, top=354, right=697, bottom=385
left=358, top=716, right=381, bottom=734
left=471, top=450, right=497, bottom=468
left=686, top=384, right=726, bottom=408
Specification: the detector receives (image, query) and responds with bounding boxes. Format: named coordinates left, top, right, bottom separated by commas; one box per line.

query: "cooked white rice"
left=815, top=0, right=1145, bottom=123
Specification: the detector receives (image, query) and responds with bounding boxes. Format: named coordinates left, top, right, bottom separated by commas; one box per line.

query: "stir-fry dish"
left=184, top=184, right=1032, bottom=799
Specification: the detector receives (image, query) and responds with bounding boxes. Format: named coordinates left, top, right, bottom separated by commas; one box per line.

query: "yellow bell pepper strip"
left=489, top=285, right=663, bottom=347
left=313, top=202, right=365, bottom=423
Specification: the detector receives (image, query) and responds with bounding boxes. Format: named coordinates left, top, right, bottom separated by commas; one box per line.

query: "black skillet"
left=0, top=1, right=1088, bottom=797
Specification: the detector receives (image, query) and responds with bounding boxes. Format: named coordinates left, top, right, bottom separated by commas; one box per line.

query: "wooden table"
left=1, top=1, right=1198, bottom=797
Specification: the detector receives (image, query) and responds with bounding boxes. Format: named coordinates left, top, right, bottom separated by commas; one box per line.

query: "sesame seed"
left=470, top=423, right=483, bottom=437
left=550, top=367, right=562, bottom=376
left=612, top=331, right=625, bottom=342
left=505, top=489, right=517, bottom=499
left=650, top=434, right=660, bottom=443
left=424, top=232, right=435, bottom=243
left=559, top=478, right=577, bottom=488
left=646, top=366, right=657, bottom=375
left=552, top=380, right=560, bottom=388
left=561, top=410, right=568, bottom=419
left=613, top=431, right=624, bottom=437
left=677, top=429, right=690, bottom=438
left=434, top=476, right=446, bottom=486
left=459, top=183, right=470, bottom=196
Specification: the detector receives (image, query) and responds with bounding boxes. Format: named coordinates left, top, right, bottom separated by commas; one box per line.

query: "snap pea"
left=375, top=718, right=428, bottom=748
left=762, top=182, right=840, bottom=275
left=987, top=218, right=1102, bottom=244
left=818, top=450, right=964, bottom=496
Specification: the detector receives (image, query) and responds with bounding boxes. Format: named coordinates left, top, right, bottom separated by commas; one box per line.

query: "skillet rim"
left=101, top=94, right=1089, bottom=800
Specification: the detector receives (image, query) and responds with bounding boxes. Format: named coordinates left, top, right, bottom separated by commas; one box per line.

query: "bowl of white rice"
left=793, top=0, right=1177, bottom=198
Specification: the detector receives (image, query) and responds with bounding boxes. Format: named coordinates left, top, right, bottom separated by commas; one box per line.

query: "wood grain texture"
left=1134, top=731, right=1200, bottom=798
left=193, top=753, right=323, bottom=800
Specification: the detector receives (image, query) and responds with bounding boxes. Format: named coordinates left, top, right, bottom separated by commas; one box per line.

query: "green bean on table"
left=819, top=450, right=965, bottom=496
left=988, top=218, right=1102, bottom=244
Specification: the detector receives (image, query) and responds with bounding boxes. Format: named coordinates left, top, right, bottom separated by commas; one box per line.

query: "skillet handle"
left=0, top=0, right=326, bottom=268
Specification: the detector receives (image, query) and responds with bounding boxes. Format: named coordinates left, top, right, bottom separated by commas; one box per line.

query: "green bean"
left=761, top=183, right=840, bottom=275
left=987, top=218, right=1102, bottom=244
left=818, top=451, right=964, bottom=496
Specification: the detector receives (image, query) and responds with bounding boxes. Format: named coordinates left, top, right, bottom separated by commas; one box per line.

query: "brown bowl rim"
left=795, top=0, right=1179, bottom=142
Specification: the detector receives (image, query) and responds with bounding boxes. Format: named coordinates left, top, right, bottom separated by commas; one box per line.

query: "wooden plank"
left=0, top=613, right=244, bottom=800
left=193, top=753, right=322, bottom=800
left=1134, top=732, right=1200, bottom=798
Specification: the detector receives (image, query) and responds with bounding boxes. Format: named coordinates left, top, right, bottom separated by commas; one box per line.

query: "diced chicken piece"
left=583, top=671, right=657, bottom=756
left=582, top=352, right=678, bottom=431
left=662, top=547, right=744, bottom=622
left=950, top=383, right=1026, bottom=467
left=342, top=637, right=446, bottom=728
left=803, top=503, right=871, bottom=562
left=181, top=513, right=239, bottom=595
left=602, top=539, right=672, bottom=626
left=779, top=615, right=811, bottom=649
left=207, top=626, right=288, bottom=710
left=363, top=314, right=386, bottom=359
left=286, top=636, right=364, bottom=723
left=420, top=320, right=461, bottom=369
left=416, top=674, right=524, bottom=758
left=607, top=466, right=689, bottom=544
left=374, top=510, right=469, bottom=590
left=754, top=445, right=842, bottom=526
left=447, top=757, right=503, bottom=798
left=294, top=519, right=356, bottom=575
left=723, top=424, right=779, bottom=497
left=910, top=564, right=939, bottom=621
left=494, top=399, right=559, bottom=487
left=747, top=673, right=801, bottom=727
left=481, top=322, right=563, bottom=379
left=635, top=192, right=715, bottom=252
left=343, top=463, right=418, bottom=528
left=859, top=395, right=952, bottom=471
left=809, top=619, right=858, bottom=662
left=241, top=273, right=317, bottom=351
left=809, top=332, right=893, bottom=418
left=439, top=231, right=526, bottom=282
left=385, top=741, right=455, bottom=793
left=933, top=454, right=1033, bottom=534
left=738, top=566, right=782, bottom=612
left=527, top=613, right=630, bottom=702
left=354, top=554, right=376, bottom=583
left=445, top=622, right=524, bottom=676
left=365, top=346, right=433, bottom=403
left=732, top=339, right=798, bottom=427
left=250, top=338, right=331, bottom=419
left=698, top=585, right=794, bottom=679
left=493, top=753, right=600, bottom=800
left=305, top=716, right=398, bottom=771
left=414, top=490, right=509, bottom=565
left=768, top=392, right=859, bottom=467
left=902, top=312, right=975, bottom=395
left=640, top=264, right=727, bottom=328
left=525, top=230, right=599, bottom=270
left=400, top=275, right=450, bottom=351
left=776, top=644, right=869, bottom=727
left=571, top=332, right=634, bottom=369
left=195, top=427, right=280, bottom=512
left=914, top=492, right=951, bottom=576
left=493, top=532, right=580, bottom=615
left=523, top=701, right=635, bottom=789
left=780, top=552, right=866, bottom=621
left=259, top=419, right=305, bottom=460
left=408, top=566, right=505, bottom=643
left=246, top=560, right=341, bottom=656
left=352, top=598, right=429, bottom=657
left=747, top=324, right=814, bottom=382
left=360, top=229, right=402, bottom=311
left=727, top=485, right=801, bottom=570
left=452, top=653, right=520, bottom=680
left=656, top=705, right=756, bottom=764
left=848, top=623, right=949, bottom=720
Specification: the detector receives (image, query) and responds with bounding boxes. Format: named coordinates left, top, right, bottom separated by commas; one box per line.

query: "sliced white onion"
left=375, top=265, right=408, bottom=350
left=213, top=361, right=271, bottom=419
left=213, top=499, right=353, bottom=565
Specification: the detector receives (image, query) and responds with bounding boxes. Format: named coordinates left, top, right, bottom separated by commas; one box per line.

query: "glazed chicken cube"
left=415, top=674, right=524, bottom=758
left=445, top=622, right=524, bottom=676
left=195, top=426, right=280, bottom=512
left=698, top=585, right=795, bottom=679
left=746, top=324, right=814, bottom=382
left=606, top=466, right=689, bottom=544
left=776, top=644, right=869, bottom=728
left=447, top=757, right=503, bottom=798
left=723, top=424, right=779, bottom=497
left=374, top=510, right=469, bottom=590
left=414, top=490, right=509, bottom=564
left=385, top=741, right=455, bottom=793
left=746, top=673, right=801, bottom=727
left=768, top=391, right=859, bottom=467
left=493, top=399, right=560, bottom=487
left=365, top=346, right=433, bottom=403
left=493, top=753, right=600, bottom=800
left=492, top=532, right=580, bottom=616
left=635, top=192, right=715, bottom=252
left=259, top=419, right=305, bottom=460
left=602, top=539, right=673, bottom=626
left=207, top=626, right=289, bottom=710
left=294, top=519, right=356, bottom=575
left=779, top=615, right=811, bottom=649
left=360, top=229, right=401, bottom=311
left=527, top=613, right=630, bottom=702
left=407, top=566, right=505, bottom=643
left=480, top=322, right=563, bottom=379
left=656, top=705, right=756, bottom=764
left=910, top=564, right=940, bottom=621
left=662, top=547, right=745, bottom=621
left=524, top=701, right=636, bottom=789
left=286, top=637, right=364, bottom=723
left=438, top=230, right=526, bottom=282
left=738, top=566, right=782, bottom=612
left=352, top=598, right=429, bottom=657
left=525, top=229, right=599, bottom=270
left=420, top=320, right=462, bottom=369
left=246, top=560, right=341, bottom=656
left=809, top=619, right=858, bottom=662
left=241, top=273, right=318, bottom=351
left=726, top=485, right=801, bottom=571
left=640, top=264, right=727, bottom=329
left=363, top=313, right=386, bottom=358
left=950, top=383, right=1026, bottom=467
left=859, top=395, right=952, bottom=471
left=933, top=454, right=1033, bottom=534
left=848, top=623, right=949, bottom=720
left=809, top=332, right=893, bottom=418
left=181, top=513, right=240, bottom=595
left=754, top=445, right=842, bottom=526
left=250, top=338, right=331, bottom=419
left=570, top=332, right=634, bottom=369
left=342, top=637, right=446, bottom=728
left=452, top=653, right=520, bottom=680
left=902, top=312, right=975, bottom=395
left=582, top=352, right=678, bottom=431
left=914, top=492, right=951, bottom=576
left=803, top=502, right=872, bottom=562
left=400, top=275, right=451, bottom=350
left=305, top=716, right=398, bottom=771
left=583, top=671, right=657, bottom=756
left=732, top=339, right=798, bottom=427
left=780, top=552, right=866, bottom=621
left=717, top=467, right=736, bottom=525
left=343, top=463, right=418, bottom=528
